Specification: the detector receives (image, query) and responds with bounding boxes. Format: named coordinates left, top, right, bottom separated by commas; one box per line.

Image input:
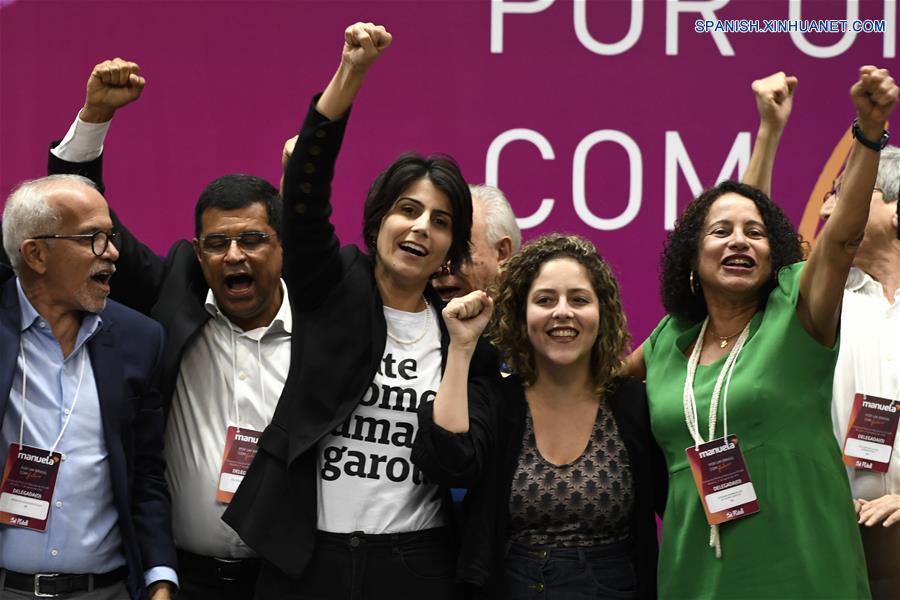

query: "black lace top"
left=508, top=402, right=634, bottom=547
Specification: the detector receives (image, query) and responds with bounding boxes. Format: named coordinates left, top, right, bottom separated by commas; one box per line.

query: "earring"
left=690, top=270, right=699, bottom=296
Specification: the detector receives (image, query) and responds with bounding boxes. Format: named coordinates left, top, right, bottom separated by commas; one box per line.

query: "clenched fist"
left=851, top=66, right=898, bottom=141
left=443, top=290, right=493, bottom=350
left=80, top=58, right=145, bottom=123
left=751, top=71, right=797, bottom=131
left=341, top=22, right=392, bottom=74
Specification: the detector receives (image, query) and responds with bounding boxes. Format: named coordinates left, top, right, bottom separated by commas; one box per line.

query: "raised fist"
left=81, top=58, right=145, bottom=123
left=442, top=290, right=493, bottom=349
left=851, top=66, right=898, bottom=136
left=341, top=22, right=392, bottom=73
left=750, top=71, right=797, bottom=130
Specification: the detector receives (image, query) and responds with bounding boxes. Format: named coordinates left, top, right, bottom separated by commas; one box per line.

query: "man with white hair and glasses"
left=0, top=174, right=176, bottom=599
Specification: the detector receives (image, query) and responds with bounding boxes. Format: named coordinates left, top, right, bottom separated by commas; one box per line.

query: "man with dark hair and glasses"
left=0, top=174, right=177, bottom=599
left=36, top=59, right=289, bottom=599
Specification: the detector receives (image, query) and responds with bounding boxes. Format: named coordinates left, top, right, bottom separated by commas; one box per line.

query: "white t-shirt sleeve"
left=51, top=114, right=111, bottom=162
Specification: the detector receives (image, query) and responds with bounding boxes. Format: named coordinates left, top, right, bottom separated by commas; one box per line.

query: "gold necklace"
left=710, top=328, right=742, bottom=348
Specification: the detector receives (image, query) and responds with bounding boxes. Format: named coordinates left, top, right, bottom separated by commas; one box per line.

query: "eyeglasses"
left=30, top=230, right=121, bottom=256
left=199, top=232, right=273, bottom=254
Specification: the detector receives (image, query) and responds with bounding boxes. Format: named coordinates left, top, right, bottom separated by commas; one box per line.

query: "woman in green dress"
left=622, top=66, right=897, bottom=598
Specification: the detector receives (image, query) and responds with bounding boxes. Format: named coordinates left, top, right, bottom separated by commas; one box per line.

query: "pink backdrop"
left=1, top=0, right=895, bottom=341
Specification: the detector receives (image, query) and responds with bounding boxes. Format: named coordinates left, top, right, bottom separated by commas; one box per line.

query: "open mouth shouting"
left=433, top=282, right=462, bottom=301
left=399, top=241, right=428, bottom=258
left=224, top=272, right=255, bottom=297
left=89, top=264, right=116, bottom=292
left=721, top=254, right=756, bottom=272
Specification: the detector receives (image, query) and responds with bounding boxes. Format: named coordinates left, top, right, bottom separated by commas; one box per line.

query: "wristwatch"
left=851, top=119, right=890, bottom=151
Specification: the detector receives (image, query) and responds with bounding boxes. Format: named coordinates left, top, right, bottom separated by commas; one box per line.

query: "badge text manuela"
left=699, top=441, right=735, bottom=459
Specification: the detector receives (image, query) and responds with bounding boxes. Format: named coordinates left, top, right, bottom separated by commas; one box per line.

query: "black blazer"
left=222, top=98, right=497, bottom=579
left=0, top=265, right=176, bottom=600
left=45, top=148, right=212, bottom=407
left=412, top=374, right=667, bottom=600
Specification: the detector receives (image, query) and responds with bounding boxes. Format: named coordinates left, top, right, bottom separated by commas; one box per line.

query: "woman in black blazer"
left=224, top=22, right=496, bottom=600
left=413, top=234, right=667, bottom=599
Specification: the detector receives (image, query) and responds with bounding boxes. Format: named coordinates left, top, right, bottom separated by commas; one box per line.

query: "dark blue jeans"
left=505, top=540, right=636, bottom=600
left=254, top=527, right=457, bottom=600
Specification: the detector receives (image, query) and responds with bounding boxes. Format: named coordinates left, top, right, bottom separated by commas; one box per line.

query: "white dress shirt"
left=49, top=111, right=293, bottom=560
left=52, top=116, right=110, bottom=162
left=832, top=268, right=900, bottom=499
left=165, top=282, right=291, bottom=557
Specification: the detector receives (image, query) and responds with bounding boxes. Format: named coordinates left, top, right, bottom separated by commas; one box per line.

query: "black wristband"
left=851, top=119, right=890, bottom=151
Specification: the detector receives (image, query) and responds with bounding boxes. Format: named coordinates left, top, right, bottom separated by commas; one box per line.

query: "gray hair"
left=2, top=174, right=97, bottom=272
left=876, top=145, right=899, bottom=203
left=470, top=184, right=522, bottom=253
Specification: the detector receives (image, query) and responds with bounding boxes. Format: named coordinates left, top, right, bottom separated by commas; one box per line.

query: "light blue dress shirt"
left=0, top=280, right=176, bottom=589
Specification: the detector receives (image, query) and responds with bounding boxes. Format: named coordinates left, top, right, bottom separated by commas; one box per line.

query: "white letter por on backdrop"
left=485, top=128, right=556, bottom=229
left=572, top=130, right=643, bottom=231
left=664, top=131, right=750, bottom=230
left=574, top=0, right=644, bottom=55
left=491, top=0, right=555, bottom=54
left=666, top=0, right=734, bottom=56
left=789, top=0, right=859, bottom=58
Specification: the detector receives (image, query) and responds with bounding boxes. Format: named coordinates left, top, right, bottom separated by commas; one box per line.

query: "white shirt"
left=832, top=268, right=900, bottom=499
left=166, top=282, right=292, bottom=557
left=52, top=116, right=110, bottom=162
left=316, top=303, right=446, bottom=533
left=50, top=113, right=294, bottom=558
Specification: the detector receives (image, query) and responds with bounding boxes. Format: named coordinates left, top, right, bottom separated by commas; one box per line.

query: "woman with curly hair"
left=621, top=66, right=897, bottom=598
left=412, top=234, right=667, bottom=599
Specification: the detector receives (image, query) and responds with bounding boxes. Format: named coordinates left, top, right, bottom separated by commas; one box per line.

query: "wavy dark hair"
left=661, top=180, right=804, bottom=322
left=489, top=234, right=629, bottom=394
left=363, top=153, right=472, bottom=269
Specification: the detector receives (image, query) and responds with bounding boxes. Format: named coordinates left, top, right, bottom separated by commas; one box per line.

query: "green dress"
left=645, top=263, right=870, bottom=599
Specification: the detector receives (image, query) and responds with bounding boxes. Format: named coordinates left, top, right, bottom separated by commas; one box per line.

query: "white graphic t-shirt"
left=316, top=303, right=446, bottom=533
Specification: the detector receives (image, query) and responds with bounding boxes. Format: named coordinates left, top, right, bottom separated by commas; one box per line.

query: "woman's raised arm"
left=316, top=22, right=392, bottom=120
left=432, top=291, right=494, bottom=433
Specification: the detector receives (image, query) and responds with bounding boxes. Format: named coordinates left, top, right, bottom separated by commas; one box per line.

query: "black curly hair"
left=661, top=180, right=804, bottom=323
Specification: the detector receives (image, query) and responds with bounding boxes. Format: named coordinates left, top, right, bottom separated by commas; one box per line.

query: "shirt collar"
left=846, top=267, right=900, bottom=303
left=16, top=279, right=42, bottom=333
left=204, top=278, right=292, bottom=335
left=15, top=278, right=103, bottom=344
left=845, top=267, right=871, bottom=292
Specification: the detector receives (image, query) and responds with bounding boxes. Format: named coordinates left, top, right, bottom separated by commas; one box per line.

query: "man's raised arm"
left=48, top=59, right=170, bottom=316
left=50, top=58, right=145, bottom=187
